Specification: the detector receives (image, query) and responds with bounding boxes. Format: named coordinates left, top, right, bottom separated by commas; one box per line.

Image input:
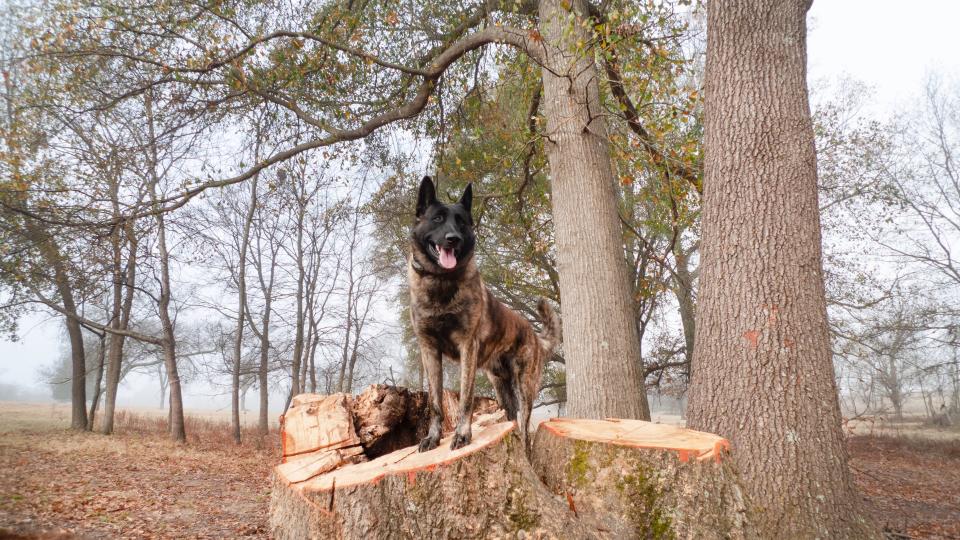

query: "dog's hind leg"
left=513, top=363, right=533, bottom=453
left=451, top=338, right=479, bottom=450
left=485, top=364, right=517, bottom=421
left=418, top=345, right=443, bottom=452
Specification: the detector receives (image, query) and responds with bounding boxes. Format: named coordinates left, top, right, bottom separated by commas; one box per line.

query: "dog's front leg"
left=451, top=338, right=478, bottom=450
left=418, top=345, right=443, bottom=452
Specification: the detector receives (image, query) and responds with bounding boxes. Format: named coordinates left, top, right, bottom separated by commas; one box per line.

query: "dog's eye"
left=432, top=215, right=443, bottom=223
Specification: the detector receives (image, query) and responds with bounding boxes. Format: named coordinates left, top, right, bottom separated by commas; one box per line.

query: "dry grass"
left=0, top=402, right=280, bottom=539
left=845, top=414, right=960, bottom=442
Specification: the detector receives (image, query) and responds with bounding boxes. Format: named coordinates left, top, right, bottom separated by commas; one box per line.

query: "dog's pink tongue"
left=439, top=247, right=457, bottom=269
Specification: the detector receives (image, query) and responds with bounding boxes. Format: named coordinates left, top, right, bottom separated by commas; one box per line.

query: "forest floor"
left=1, top=401, right=958, bottom=539
left=0, top=402, right=278, bottom=538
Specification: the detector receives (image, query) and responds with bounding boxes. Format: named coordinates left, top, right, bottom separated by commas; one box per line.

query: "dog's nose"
left=444, top=233, right=462, bottom=247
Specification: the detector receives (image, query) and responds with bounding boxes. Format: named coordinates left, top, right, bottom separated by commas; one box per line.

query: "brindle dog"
left=408, top=176, right=561, bottom=452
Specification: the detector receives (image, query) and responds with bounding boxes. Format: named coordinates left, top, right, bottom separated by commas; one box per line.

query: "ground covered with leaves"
left=1, top=402, right=958, bottom=539
left=850, top=434, right=960, bottom=539
left=0, top=404, right=277, bottom=539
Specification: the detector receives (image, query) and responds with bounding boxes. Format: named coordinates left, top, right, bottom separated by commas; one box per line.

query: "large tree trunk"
left=537, top=0, right=649, bottom=420
left=685, top=1, right=877, bottom=537
left=270, top=386, right=748, bottom=539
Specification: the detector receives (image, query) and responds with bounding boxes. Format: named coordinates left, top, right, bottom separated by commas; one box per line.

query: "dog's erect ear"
left=416, top=176, right=437, bottom=217
left=459, top=183, right=473, bottom=216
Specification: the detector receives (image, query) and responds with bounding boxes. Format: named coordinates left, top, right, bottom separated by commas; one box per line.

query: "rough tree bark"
left=270, top=387, right=747, bottom=539
left=537, top=0, right=649, bottom=419
left=685, top=1, right=877, bottom=537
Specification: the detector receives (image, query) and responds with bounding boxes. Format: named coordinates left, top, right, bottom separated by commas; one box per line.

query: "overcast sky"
left=2, top=0, right=960, bottom=409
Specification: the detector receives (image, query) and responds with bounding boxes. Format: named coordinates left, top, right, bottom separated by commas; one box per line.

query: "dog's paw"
left=418, top=435, right=440, bottom=453
left=450, top=431, right=471, bottom=450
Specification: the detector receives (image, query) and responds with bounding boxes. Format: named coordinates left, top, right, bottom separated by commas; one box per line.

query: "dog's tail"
left=536, top=298, right=562, bottom=352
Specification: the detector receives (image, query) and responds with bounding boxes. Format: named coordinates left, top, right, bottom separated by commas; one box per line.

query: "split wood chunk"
left=277, top=393, right=367, bottom=484
left=271, top=388, right=753, bottom=539
left=281, top=393, right=363, bottom=461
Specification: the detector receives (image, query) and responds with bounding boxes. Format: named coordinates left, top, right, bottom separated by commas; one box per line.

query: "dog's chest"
left=409, top=274, right=480, bottom=355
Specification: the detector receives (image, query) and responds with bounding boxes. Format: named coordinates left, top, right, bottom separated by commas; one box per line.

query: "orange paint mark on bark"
left=743, top=330, right=760, bottom=348
left=783, top=337, right=796, bottom=349
left=407, top=471, right=416, bottom=486
left=677, top=450, right=690, bottom=463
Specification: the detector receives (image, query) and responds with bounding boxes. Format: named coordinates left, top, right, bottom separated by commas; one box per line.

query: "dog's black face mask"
left=412, top=176, right=475, bottom=272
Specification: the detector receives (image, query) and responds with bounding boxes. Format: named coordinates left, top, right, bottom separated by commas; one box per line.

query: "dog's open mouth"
left=430, top=243, right=458, bottom=269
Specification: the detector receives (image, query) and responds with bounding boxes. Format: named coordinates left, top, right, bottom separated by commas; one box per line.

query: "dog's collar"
left=410, top=257, right=428, bottom=275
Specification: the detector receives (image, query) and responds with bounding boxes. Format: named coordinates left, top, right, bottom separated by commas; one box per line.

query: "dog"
left=408, top=176, right=561, bottom=452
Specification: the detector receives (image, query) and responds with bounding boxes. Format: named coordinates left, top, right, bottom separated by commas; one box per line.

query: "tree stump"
left=271, top=386, right=752, bottom=539
left=532, top=418, right=748, bottom=538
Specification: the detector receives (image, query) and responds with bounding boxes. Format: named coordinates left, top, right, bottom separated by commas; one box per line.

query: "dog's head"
left=411, top=176, right=475, bottom=272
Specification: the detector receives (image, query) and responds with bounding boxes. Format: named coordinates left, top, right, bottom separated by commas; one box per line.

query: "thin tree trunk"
left=100, top=197, right=137, bottom=435
left=145, top=91, right=186, bottom=443
left=537, top=0, right=649, bottom=419
left=251, top=236, right=278, bottom=437
left=308, top=322, right=319, bottom=393
left=952, top=344, right=960, bottom=413
left=888, top=354, right=903, bottom=419
left=673, top=246, right=696, bottom=377
left=232, top=174, right=258, bottom=444
left=159, top=363, right=167, bottom=409
left=685, top=1, right=876, bottom=536
left=345, top=322, right=362, bottom=393
left=259, top=297, right=273, bottom=435
left=290, top=188, right=308, bottom=399
left=87, top=332, right=106, bottom=430
left=337, top=270, right=354, bottom=393
left=156, top=214, right=185, bottom=442
left=47, top=243, right=88, bottom=430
